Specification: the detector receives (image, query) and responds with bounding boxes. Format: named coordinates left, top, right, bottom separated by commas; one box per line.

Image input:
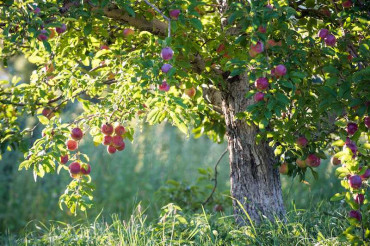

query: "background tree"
left=0, top=0, right=369, bottom=243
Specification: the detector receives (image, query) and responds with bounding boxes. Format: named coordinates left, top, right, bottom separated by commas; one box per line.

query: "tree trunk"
left=221, top=73, right=285, bottom=225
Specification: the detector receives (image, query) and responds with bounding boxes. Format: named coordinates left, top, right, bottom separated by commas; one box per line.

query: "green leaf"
left=38, top=116, right=49, bottom=125
left=330, top=193, right=344, bottom=202
left=189, top=18, right=203, bottom=30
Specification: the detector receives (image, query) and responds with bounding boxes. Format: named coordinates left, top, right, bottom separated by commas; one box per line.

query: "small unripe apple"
left=37, top=30, right=48, bottom=41
left=255, top=77, right=269, bottom=91
left=354, top=194, right=364, bottom=205
left=184, top=87, right=196, bottom=98
left=71, top=127, right=83, bottom=141
left=325, top=34, right=336, bottom=46
left=254, top=92, right=265, bottom=102
left=69, top=162, right=81, bottom=174
left=60, top=155, right=69, bottom=164
left=42, top=108, right=54, bottom=119
left=161, top=47, right=174, bottom=60
left=159, top=81, right=170, bottom=92
left=169, top=9, right=181, bottom=19
left=296, top=137, right=308, bottom=148
left=66, top=139, right=78, bottom=151
left=116, top=141, right=125, bottom=151
left=330, top=156, right=341, bottom=165
left=348, top=175, right=362, bottom=189
left=112, top=135, right=124, bottom=148
left=275, top=64, right=287, bottom=77
left=318, top=28, right=329, bottom=39
left=296, top=158, right=306, bottom=168
left=123, top=28, right=134, bottom=37
left=279, top=162, right=289, bottom=175
left=101, top=123, right=114, bottom=135
left=346, top=122, right=358, bottom=135
left=103, top=135, right=113, bottom=145
left=56, top=24, right=67, bottom=34
left=161, top=64, right=172, bottom=73
left=258, top=26, right=266, bottom=33
left=216, top=44, right=225, bottom=53
left=349, top=210, right=362, bottom=221
left=360, top=168, right=370, bottom=180
left=107, top=145, right=117, bottom=154
left=115, top=126, right=126, bottom=136
left=342, top=0, right=352, bottom=8
left=364, top=116, right=370, bottom=128
left=81, top=164, right=91, bottom=175
left=306, top=154, right=320, bottom=167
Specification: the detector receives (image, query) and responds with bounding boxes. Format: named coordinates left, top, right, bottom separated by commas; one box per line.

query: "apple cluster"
left=159, top=47, right=174, bottom=92
left=318, top=28, right=336, bottom=47
left=101, top=123, right=126, bottom=154
left=37, top=23, right=67, bottom=41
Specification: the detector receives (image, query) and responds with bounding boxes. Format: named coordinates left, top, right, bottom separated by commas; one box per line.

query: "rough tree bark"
left=220, top=73, right=285, bottom=224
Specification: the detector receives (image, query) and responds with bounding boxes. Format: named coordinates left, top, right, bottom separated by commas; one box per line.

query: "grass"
left=1, top=201, right=349, bottom=245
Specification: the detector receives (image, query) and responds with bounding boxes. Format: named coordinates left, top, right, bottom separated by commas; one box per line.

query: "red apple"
left=306, top=154, right=320, bottom=167
left=107, top=145, right=117, bottom=154
left=115, top=126, right=126, bottom=136
left=100, top=45, right=109, bottom=50
left=349, top=175, right=362, bottom=189
left=354, top=194, right=364, bottom=205
left=42, top=108, right=55, bottom=119
left=161, top=64, right=172, bottom=73
left=318, top=28, right=329, bottom=39
left=364, top=116, right=370, bottom=128
left=342, top=0, right=352, bottom=8
left=279, top=162, right=289, bottom=174
left=81, top=164, right=91, bottom=175
left=71, top=127, right=83, bottom=141
left=296, top=137, right=308, bottom=148
left=159, top=81, right=170, bottom=92
left=275, top=64, right=287, bottom=77
left=360, top=168, right=370, bottom=180
left=349, top=210, right=362, bottom=221
left=37, top=30, right=48, bottom=41
left=296, top=158, right=306, bottom=168
left=346, top=122, right=358, bottom=135
left=56, top=24, right=67, bottom=34
left=112, top=135, right=124, bottom=148
left=161, top=47, right=174, bottom=60
left=66, top=139, right=78, bottom=151
left=330, top=156, right=341, bottom=165
left=325, top=34, right=336, bottom=46
left=103, top=135, right=113, bottom=145
left=250, top=41, right=264, bottom=55
left=60, top=155, right=68, bottom=164
left=69, top=162, right=81, bottom=174
left=123, top=28, right=134, bottom=37
left=255, top=77, right=269, bottom=91
left=254, top=92, right=265, bottom=102
left=169, top=9, right=180, bottom=19
left=116, top=141, right=125, bottom=151
left=216, top=44, right=226, bottom=53
left=258, top=26, right=266, bottom=33
left=101, top=123, right=114, bottom=135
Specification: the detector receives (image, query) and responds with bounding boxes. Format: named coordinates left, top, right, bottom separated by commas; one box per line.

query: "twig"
left=202, top=148, right=228, bottom=205
left=143, top=0, right=171, bottom=38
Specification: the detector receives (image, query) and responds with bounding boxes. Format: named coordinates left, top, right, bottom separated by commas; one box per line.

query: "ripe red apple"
left=258, top=26, right=266, bottom=33
left=101, top=123, right=114, bottom=135
left=66, top=139, right=78, bottom=151
left=123, top=28, right=134, bottom=37
left=81, top=164, right=91, bottom=175
left=306, top=154, right=320, bottom=167
left=169, top=9, right=180, bottom=19
left=216, top=44, right=226, bottom=53
left=161, top=47, right=174, bottom=60
left=296, top=158, right=306, bottom=168
left=116, top=141, right=125, bottom=151
left=348, top=175, right=362, bottom=189
left=346, top=122, right=358, bottom=135
left=318, top=28, right=329, bottom=39
left=103, top=135, right=113, bottom=145
left=255, top=77, right=269, bottom=91
left=342, top=0, right=352, bottom=8
left=265, top=4, right=273, bottom=9
left=330, top=156, right=341, bottom=165
left=71, top=127, right=83, bottom=141
left=320, top=8, right=331, bottom=17
left=60, top=155, right=68, bottom=164
left=274, top=64, right=287, bottom=77
left=33, top=7, right=41, bottom=14
left=56, top=23, right=67, bottom=34
left=325, top=34, right=336, bottom=46
left=249, top=48, right=258, bottom=58
left=159, top=81, right=170, bottom=92
left=69, top=162, right=81, bottom=174
left=296, top=137, right=308, bottom=148
left=37, top=29, right=49, bottom=41
left=279, top=162, right=289, bottom=175
left=112, top=135, right=124, bottom=148
left=364, top=116, right=369, bottom=128
left=161, top=63, right=172, bottom=73
left=107, top=145, right=117, bottom=154
left=254, top=92, right=265, bottom=102
left=185, top=87, right=196, bottom=98
left=115, top=126, right=126, bottom=136
left=213, top=204, right=223, bottom=212
left=349, top=210, right=362, bottom=221
left=354, top=194, right=364, bottom=205
left=42, top=108, right=54, bottom=119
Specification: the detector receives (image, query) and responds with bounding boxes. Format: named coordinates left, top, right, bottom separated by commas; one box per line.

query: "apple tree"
left=0, top=0, right=369, bottom=242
